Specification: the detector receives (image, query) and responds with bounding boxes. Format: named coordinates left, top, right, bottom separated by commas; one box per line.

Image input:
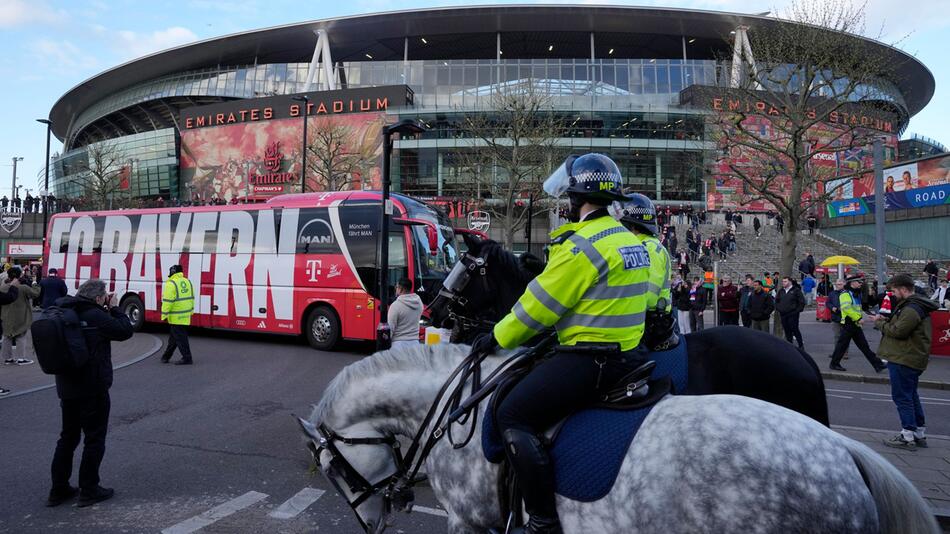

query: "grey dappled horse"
left=302, top=343, right=937, bottom=534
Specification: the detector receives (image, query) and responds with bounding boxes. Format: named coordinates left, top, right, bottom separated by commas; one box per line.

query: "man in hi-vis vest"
left=160, top=265, right=195, bottom=365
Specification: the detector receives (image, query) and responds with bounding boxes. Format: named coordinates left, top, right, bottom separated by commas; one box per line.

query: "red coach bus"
left=43, top=191, right=462, bottom=350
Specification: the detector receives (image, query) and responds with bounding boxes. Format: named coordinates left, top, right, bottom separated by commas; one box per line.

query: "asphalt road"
left=2, top=326, right=947, bottom=534
left=0, top=329, right=447, bottom=534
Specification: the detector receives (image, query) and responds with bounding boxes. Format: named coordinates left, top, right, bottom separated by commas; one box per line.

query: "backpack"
left=31, top=306, right=90, bottom=375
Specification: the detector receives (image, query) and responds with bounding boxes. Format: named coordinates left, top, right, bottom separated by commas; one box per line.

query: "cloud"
left=113, top=26, right=199, bottom=60
left=29, top=39, right=98, bottom=71
left=0, top=0, right=67, bottom=28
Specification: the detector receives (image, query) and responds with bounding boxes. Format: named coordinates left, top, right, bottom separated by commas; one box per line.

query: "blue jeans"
left=888, top=362, right=925, bottom=431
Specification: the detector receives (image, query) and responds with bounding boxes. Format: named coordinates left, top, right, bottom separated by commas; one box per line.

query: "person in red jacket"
left=717, top=276, right=740, bottom=325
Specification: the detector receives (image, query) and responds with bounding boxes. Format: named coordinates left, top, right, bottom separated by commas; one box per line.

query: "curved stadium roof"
left=49, top=4, right=934, bottom=142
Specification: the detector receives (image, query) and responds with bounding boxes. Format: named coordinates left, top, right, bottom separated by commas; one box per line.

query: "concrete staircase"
left=668, top=217, right=924, bottom=284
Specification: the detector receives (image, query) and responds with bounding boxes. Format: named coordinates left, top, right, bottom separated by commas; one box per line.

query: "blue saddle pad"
left=480, top=339, right=688, bottom=502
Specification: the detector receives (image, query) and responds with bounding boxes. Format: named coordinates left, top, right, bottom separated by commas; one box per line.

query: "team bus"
left=43, top=191, right=462, bottom=350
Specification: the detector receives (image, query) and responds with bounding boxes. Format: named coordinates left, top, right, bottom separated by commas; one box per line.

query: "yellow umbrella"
left=820, top=255, right=860, bottom=267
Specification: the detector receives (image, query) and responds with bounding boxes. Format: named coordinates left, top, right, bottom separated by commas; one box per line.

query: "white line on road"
left=269, top=488, right=325, bottom=520
left=162, top=491, right=268, bottom=534
left=827, top=394, right=853, bottom=399
left=827, top=388, right=950, bottom=402
left=414, top=505, right=449, bottom=517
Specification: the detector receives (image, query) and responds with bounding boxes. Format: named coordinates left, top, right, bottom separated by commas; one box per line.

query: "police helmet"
left=610, top=193, right=658, bottom=236
left=543, top=153, right=627, bottom=204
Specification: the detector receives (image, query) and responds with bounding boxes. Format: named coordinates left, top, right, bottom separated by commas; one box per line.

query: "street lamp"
left=37, top=119, right=52, bottom=251
left=292, top=95, right=310, bottom=193
left=10, top=156, right=23, bottom=205
left=376, top=118, right=426, bottom=350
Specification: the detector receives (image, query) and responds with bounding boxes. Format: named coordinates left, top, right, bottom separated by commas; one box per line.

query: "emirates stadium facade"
left=46, top=5, right=934, bottom=209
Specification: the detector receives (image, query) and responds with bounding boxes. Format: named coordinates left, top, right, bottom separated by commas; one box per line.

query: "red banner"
left=932, top=310, right=950, bottom=357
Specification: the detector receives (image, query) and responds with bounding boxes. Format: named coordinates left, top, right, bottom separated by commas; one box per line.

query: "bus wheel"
left=305, top=306, right=339, bottom=351
left=121, top=295, right=145, bottom=331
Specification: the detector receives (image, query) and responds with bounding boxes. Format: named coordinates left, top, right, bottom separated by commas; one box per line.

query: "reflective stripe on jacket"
left=640, top=235, right=672, bottom=313
left=493, top=213, right=650, bottom=352
left=162, top=272, right=195, bottom=325
left=839, top=290, right=862, bottom=324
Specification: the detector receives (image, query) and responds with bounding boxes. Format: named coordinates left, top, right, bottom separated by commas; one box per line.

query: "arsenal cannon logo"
left=0, top=211, right=22, bottom=234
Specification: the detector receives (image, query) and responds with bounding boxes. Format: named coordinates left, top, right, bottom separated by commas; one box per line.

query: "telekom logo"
left=264, top=141, right=282, bottom=172
left=305, top=259, right=322, bottom=282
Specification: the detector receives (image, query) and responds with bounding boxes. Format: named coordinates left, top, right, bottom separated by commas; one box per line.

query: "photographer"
left=48, top=279, right=133, bottom=507
left=0, top=266, right=41, bottom=365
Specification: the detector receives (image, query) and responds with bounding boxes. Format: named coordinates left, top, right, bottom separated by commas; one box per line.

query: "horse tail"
left=842, top=437, right=939, bottom=534
left=794, top=345, right=830, bottom=427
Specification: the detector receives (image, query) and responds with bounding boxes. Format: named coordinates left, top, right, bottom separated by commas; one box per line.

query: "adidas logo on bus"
left=257, top=320, right=267, bottom=329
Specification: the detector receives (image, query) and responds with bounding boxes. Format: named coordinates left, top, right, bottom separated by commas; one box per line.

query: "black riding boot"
left=502, top=429, right=563, bottom=534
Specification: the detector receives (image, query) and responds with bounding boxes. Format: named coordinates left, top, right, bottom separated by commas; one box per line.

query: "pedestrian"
left=388, top=278, right=423, bottom=350
left=827, top=278, right=849, bottom=360
left=748, top=279, right=774, bottom=332
left=771, top=271, right=784, bottom=339
left=923, top=259, right=939, bottom=291
left=673, top=278, right=692, bottom=335
left=717, top=233, right=728, bottom=260
left=776, top=213, right=784, bottom=235
left=802, top=274, right=816, bottom=306
left=688, top=276, right=706, bottom=332
left=698, top=251, right=713, bottom=274
left=829, top=275, right=887, bottom=372
left=776, top=276, right=806, bottom=349
left=869, top=274, right=938, bottom=450
left=739, top=274, right=755, bottom=328
left=0, top=267, right=40, bottom=365
left=798, top=253, right=816, bottom=281
left=0, top=284, right=20, bottom=396
left=753, top=216, right=761, bottom=237
left=47, top=279, right=133, bottom=507
left=159, top=265, right=195, bottom=365
left=807, top=214, right=817, bottom=234
left=717, top=276, right=740, bottom=326
left=817, top=274, right=830, bottom=297
left=932, top=279, right=949, bottom=309
left=39, top=268, right=69, bottom=309
left=677, top=249, right=690, bottom=280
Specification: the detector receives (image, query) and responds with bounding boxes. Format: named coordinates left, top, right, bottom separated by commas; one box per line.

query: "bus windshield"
left=402, top=198, right=460, bottom=290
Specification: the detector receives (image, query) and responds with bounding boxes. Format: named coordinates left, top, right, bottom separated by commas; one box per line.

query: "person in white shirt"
left=388, top=278, right=423, bottom=350
left=933, top=280, right=949, bottom=309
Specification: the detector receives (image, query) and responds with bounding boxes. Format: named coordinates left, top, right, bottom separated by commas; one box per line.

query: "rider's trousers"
left=496, top=350, right=643, bottom=516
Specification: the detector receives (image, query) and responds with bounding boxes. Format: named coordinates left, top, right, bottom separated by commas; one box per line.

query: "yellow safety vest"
left=839, top=290, right=862, bottom=324
left=640, top=234, right=672, bottom=313
left=494, top=213, right=650, bottom=352
left=162, top=272, right=195, bottom=325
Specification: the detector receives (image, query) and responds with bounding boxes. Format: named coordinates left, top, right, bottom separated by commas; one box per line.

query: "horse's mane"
left=480, top=240, right=538, bottom=287
left=310, top=343, right=473, bottom=426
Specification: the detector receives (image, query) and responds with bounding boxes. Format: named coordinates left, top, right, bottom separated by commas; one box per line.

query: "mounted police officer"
left=472, top=153, right=650, bottom=534
left=611, top=193, right=677, bottom=350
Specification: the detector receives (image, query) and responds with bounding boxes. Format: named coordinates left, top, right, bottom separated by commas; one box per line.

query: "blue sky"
left=1, top=0, right=947, bottom=192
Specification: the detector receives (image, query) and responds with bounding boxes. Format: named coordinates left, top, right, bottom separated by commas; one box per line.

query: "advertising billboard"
left=179, top=86, right=412, bottom=202
left=826, top=153, right=950, bottom=217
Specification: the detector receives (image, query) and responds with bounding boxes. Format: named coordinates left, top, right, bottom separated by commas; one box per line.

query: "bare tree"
left=698, top=0, right=902, bottom=274
left=455, top=80, right=562, bottom=248
left=305, top=117, right=378, bottom=192
left=72, top=142, right=130, bottom=210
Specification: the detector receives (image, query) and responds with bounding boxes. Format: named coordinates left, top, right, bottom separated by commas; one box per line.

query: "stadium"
left=46, top=4, right=934, bottom=212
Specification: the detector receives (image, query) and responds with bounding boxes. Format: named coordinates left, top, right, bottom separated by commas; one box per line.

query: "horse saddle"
left=482, top=363, right=672, bottom=503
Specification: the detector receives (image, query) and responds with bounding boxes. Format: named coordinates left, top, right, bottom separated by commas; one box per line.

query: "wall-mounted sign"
left=7, top=242, right=41, bottom=256
left=180, top=85, right=414, bottom=130
left=0, top=212, right=22, bottom=234
left=468, top=211, right=490, bottom=232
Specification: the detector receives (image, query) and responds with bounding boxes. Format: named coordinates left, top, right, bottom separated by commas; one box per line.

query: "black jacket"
left=39, top=276, right=68, bottom=308
left=54, top=296, right=134, bottom=400
left=747, top=290, right=775, bottom=321
left=775, top=285, right=806, bottom=316
left=673, top=284, right=693, bottom=312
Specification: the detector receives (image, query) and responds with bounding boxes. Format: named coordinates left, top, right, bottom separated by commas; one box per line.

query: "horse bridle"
left=432, top=252, right=498, bottom=332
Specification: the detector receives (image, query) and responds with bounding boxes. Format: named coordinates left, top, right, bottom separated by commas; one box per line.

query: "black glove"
left=471, top=332, right=498, bottom=355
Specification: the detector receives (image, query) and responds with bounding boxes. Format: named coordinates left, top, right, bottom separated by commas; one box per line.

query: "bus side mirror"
left=426, top=226, right=438, bottom=256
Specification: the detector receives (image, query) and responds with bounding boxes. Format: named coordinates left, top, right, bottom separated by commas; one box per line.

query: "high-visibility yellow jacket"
left=839, top=290, right=862, bottom=324
left=640, top=234, right=672, bottom=313
left=162, top=272, right=195, bottom=325
left=493, top=212, right=650, bottom=352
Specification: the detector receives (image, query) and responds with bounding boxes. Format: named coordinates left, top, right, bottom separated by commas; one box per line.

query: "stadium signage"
left=709, top=97, right=894, bottom=133
left=249, top=142, right=295, bottom=188
left=180, top=85, right=414, bottom=130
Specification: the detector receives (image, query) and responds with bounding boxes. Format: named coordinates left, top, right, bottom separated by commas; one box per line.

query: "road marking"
left=269, top=488, right=325, bottom=519
left=162, top=491, right=268, bottom=534
left=833, top=424, right=950, bottom=441
left=827, top=388, right=950, bottom=403
left=827, top=394, right=853, bottom=399
left=414, top=505, right=448, bottom=517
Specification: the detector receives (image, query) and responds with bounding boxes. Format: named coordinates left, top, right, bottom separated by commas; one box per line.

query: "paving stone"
left=898, top=466, right=950, bottom=484
left=902, top=455, right=950, bottom=471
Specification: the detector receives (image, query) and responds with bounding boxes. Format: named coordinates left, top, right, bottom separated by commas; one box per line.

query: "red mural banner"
left=181, top=112, right=387, bottom=202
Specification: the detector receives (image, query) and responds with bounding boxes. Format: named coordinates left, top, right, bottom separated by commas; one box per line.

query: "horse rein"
left=432, top=251, right=499, bottom=333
